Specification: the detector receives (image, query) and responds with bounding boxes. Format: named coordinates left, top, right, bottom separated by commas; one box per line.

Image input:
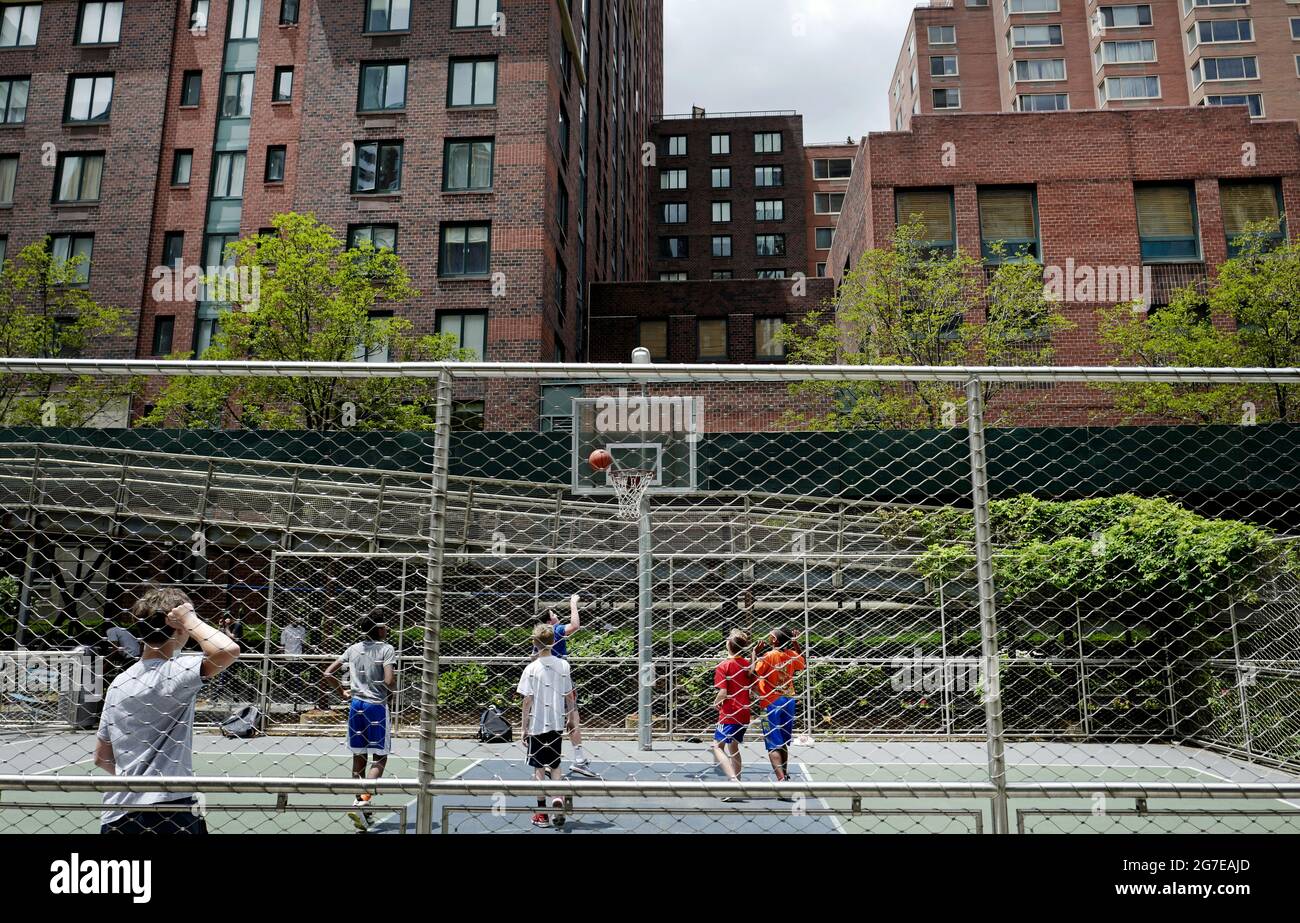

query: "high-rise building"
left=804, top=141, right=857, bottom=279
left=890, top=0, right=1300, bottom=131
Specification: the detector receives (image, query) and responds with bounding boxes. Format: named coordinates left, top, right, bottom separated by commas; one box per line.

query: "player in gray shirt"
left=94, top=586, right=241, bottom=834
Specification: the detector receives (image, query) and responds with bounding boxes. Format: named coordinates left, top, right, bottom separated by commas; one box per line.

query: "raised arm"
left=566, top=593, right=581, bottom=637
left=170, top=604, right=240, bottom=679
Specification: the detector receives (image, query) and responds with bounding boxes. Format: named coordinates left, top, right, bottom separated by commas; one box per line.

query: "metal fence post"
left=1228, top=602, right=1254, bottom=755
left=415, top=371, right=455, bottom=835
left=964, top=379, right=1010, bottom=835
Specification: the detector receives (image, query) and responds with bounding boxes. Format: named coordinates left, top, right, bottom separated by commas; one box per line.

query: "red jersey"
left=713, top=656, right=752, bottom=725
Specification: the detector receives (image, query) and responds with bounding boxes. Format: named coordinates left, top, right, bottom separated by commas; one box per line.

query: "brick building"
left=804, top=141, right=857, bottom=278
left=891, top=0, right=1300, bottom=130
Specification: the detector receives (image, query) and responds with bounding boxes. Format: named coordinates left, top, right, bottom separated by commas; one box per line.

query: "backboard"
left=571, top=392, right=700, bottom=495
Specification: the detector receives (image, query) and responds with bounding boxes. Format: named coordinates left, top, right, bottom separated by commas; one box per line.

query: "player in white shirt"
left=518, top=623, right=576, bottom=829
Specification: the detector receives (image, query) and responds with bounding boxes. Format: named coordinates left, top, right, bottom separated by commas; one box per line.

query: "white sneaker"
left=569, top=759, right=599, bottom=779
left=348, top=797, right=371, bottom=832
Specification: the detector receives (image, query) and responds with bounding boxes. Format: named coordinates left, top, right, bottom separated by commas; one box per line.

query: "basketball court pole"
left=638, top=495, right=654, bottom=751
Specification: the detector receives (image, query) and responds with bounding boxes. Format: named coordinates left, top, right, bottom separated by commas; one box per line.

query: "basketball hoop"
left=609, top=468, right=655, bottom=520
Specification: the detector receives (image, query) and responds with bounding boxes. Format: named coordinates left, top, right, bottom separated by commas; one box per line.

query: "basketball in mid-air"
left=589, top=449, right=614, bottom=471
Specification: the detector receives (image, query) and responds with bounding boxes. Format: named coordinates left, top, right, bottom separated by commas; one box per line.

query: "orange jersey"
left=754, top=649, right=806, bottom=708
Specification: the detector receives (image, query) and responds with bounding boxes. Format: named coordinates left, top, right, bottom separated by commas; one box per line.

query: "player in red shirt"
left=711, top=629, right=753, bottom=795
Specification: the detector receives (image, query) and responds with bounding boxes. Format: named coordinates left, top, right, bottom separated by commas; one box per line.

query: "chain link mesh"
left=1, top=360, right=1298, bottom=834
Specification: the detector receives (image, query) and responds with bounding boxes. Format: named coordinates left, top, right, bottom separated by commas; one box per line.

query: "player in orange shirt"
left=753, top=627, right=806, bottom=784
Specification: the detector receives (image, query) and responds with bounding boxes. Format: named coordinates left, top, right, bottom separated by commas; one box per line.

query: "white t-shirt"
left=516, top=655, right=574, bottom=736
left=282, top=625, right=305, bottom=656
left=96, top=654, right=205, bottom=824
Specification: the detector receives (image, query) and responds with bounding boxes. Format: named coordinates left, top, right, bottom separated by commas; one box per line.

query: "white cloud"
left=663, top=0, right=913, bottom=140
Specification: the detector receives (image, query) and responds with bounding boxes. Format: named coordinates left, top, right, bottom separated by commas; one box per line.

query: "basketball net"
left=609, top=468, right=654, bottom=520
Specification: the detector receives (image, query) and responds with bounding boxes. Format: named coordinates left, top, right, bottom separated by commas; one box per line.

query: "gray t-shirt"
left=106, top=626, right=141, bottom=659
left=95, top=654, right=205, bottom=824
left=344, top=640, right=396, bottom=704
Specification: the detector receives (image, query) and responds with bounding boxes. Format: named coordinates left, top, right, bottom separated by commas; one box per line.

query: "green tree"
left=0, top=241, right=135, bottom=426
left=142, top=213, right=471, bottom=431
left=1099, top=219, right=1300, bottom=423
left=780, top=219, right=1071, bottom=428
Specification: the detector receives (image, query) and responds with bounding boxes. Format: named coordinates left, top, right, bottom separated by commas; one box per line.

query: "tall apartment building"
left=648, top=110, right=810, bottom=284
left=890, top=0, right=1300, bottom=130
left=804, top=141, right=856, bottom=278
left=0, top=0, right=662, bottom=430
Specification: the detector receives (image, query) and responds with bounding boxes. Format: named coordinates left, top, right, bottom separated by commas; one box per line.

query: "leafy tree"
left=142, top=213, right=471, bottom=431
left=1099, top=219, right=1300, bottom=423
left=780, top=219, right=1071, bottom=429
left=0, top=241, right=135, bottom=426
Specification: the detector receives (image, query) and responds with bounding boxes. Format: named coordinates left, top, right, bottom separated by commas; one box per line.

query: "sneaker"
left=348, top=796, right=371, bottom=832
left=550, top=796, right=566, bottom=828
left=569, top=760, right=600, bottom=779
left=721, top=796, right=748, bottom=804
left=531, top=812, right=550, bottom=828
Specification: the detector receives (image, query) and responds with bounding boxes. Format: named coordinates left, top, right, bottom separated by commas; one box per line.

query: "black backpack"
left=219, top=704, right=263, bottom=739
left=477, top=705, right=512, bottom=743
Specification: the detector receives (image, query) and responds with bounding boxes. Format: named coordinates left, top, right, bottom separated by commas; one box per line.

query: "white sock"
left=573, top=746, right=587, bottom=763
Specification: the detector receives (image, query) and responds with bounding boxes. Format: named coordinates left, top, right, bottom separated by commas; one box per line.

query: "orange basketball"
left=589, top=449, right=614, bottom=471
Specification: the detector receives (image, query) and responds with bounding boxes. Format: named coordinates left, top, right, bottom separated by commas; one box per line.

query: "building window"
left=659, top=272, right=686, bottom=282
left=815, top=262, right=827, bottom=277
left=754, top=166, right=784, bottom=187
left=359, top=62, right=407, bottom=111
left=815, top=227, right=834, bottom=250
left=755, top=234, right=786, bottom=257
left=194, top=310, right=221, bottom=358
left=190, top=0, right=209, bottom=32
left=77, top=2, right=121, bottom=44
left=348, top=223, right=398, bottom=251
left=712, top=201, right=732, bottom=223
left=755, top=199, right=784, bottom=222
left=896, top=188, right=956, bottom=255
left=930, top=55, right=958, bottom=77
left=660, top=169, right=687, bottom=190
left=664, top=135, right=686, bottom=156
left=979, top=187, right=1039, bottom=261
left=352, top=140, right=403, bottom=194
left=932, top=88, right=961, bottom=109
left=712, top=270, right=733, bottom=280
left=754, top=132, right=782, bottom=153
left=1101, top=75, right=1160, bottom=100
left=639, top=319, right=668, bottom=360
left=451, top=400, right=485, bottom=431
left=662, top=202, right=687, bottom=224
left=443, top=138, right=494, bottom=191
left=1189, top=18, right=1253, bottom=48
left=53, top=152, right=103, bottom=204
left=211, top=151, right=246, bottom=198
left=1192, top=57, right=1259, bottom=87
left=180, top=71, right=201, bottom=107
left=0, top=155, right=17, bottom=206
left=221, top=72, right=254, bottom=118
left=151, top=316, right=175, bottom=357
left=1099, top=5, right=1151, bottom=28
left=1008, top=0, right=1059, bottom=10
left=448, top=58, right=497, bottom=107
left=0, top=78, right=29, bottom=124
left=264, top=145, right=286, bottom=183
left=756, top=270, right=786, bottom=279
left=351, top=310, right=394, bottom=363
left=1097, top=41, right=1154, bottom=65
left=1135, top=184, right=1200, bottom=262
left=1220, top=181, right=1284, bottom=256
left=1292, top=17, right=1300, bottom=40
left=755, top=317, right=785, bottom=360
left=1014, top=58, right=1066, bottom=81
left=712, top=235, right=732, bottom=258
left=439, top=223, right=491, bottom=277
left=698, top=319, right=727, bottom=360
left=65, top=74, right=113, bottom=123
left=1203, top=94, right=1264, bottom=117
left=1010, top=25, right=1062, bottom=47
left=161, top=231, right=184, bottom=268
left=557, top=179, right=568, bottom=237
left=366, top=0, right=410, bottom=32
left=1016, top=93, right=1070, bottom=111
left=50, top=234, right=94, bottom=284
left=928, top=25, right=956, bottom=44
left=0, top=4, right=41, bottom=48
left=273, top=67, right=294, bottom=103
left=711, top=167, right=731, bottom=188
left=813, top=158, right=852, bottom=180
left=711, top=133, right=730, bottom=155
left=280, top=0, right=300, bottom=25
left=454, top=0, right=497, bottom=28
left=814, top=193, right=844, bottom=215
left=659, top=236, right=688, bottom=259
left=437, top=311, right=487, bottom=359
left=172, top=150, right=193, bottom=186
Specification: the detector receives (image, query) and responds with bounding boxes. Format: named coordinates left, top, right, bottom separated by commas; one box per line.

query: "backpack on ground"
left=219, top=704, right=263, bottom=739
left=477, top=705, right=512, bottom=743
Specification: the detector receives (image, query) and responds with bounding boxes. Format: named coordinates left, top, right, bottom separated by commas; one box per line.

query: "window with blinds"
left=895, top=189, right=955, bottom=253
left=978, top=187, right=1039, bottom=261
left=1220, top=181, right=1283, bottom=256
left=698, top=318, right=727, bottom=360
left=639, top=319, right=668, bottom=360
left=755, top=317, right=785, bottom=360
left=1135, top=185, right=1200, bottom=262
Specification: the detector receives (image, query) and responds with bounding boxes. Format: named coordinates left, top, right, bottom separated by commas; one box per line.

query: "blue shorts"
left=714, top=723, right=747, bottom=745
left=761, top=697, right=797, bottom=751
left=348, top=699, right=390, bottom=756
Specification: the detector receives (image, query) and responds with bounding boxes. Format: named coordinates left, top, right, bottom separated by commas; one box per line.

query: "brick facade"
left=804, top=141, right=857, bottom=278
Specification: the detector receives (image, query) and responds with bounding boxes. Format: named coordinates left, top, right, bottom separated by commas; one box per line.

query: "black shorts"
left=101, top=798, right=208, bottom=835
left=526, top=732, right=563, bottom=769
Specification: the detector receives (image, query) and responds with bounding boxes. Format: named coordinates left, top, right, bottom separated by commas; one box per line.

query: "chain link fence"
left=1, top=359, right=1298, bottom=834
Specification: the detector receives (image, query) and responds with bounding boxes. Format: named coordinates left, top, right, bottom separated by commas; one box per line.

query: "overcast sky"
left=663, top=0, right=914, bottom=143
